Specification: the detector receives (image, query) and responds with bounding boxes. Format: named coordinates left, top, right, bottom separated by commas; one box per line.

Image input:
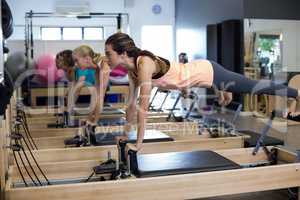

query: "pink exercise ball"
left=36, top=54, right=56, bottom=70
left=35, top=54, right=65, bottom=84
left=36, top=65, right=55, bottom=84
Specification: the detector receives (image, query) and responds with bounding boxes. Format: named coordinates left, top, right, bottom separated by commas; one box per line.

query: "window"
left=41, top=27, right=104, bottom=40
left=41, top=28, right=61, bottom=40
left=63, top=28, right=82, bottom=40
left=84, top=28, right=104, bottom=40
left=141, top=25, right=174, bottom=60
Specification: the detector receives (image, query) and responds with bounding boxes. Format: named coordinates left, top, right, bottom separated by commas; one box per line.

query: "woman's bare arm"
left=92, top=61, right=110, bottom=122
left=67, top=77, right=85, bottom=113
left=135, top=57, right=156, bottom=150
left=124, top=73, right=138, bottom=135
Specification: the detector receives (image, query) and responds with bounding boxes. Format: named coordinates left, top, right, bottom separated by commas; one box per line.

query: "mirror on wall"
left=253, top=31, right=282, bottom=79
left=244, top=19, right=300, bottom=79
left=243, top=19, right=300, bottom=115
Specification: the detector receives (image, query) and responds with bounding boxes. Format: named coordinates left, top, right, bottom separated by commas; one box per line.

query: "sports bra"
left=129, top=55, right=170, bottom=81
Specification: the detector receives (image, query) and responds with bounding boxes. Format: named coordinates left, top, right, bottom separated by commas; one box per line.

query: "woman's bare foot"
left=295, top=93, right=300, bottom=112
left=217, top=91, right=232, bottom=106
left=223, top=92, right=232, bottom=106
left=286, top=94, right=300, bottom=118
left=289, top=112, right=300, bottom=117
left=283, top=93, right=300, bottom=119
left=286, top=109, right=300, bottom=121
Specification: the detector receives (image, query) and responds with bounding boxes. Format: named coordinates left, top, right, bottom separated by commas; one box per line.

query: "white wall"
left=175, top=0, right=243, bottom=60
left=244, top=19, right=300, bottom=71
left=124, top=0, right=175, bottom=58
left=176, top=27, right=207, bottom=60
left=7, top=0, right=175, bottom=59
left=297, top=24, right=300, bottom=69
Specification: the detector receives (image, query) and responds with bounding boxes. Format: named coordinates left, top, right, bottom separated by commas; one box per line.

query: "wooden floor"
left=200, top=189, right=291, bottom=200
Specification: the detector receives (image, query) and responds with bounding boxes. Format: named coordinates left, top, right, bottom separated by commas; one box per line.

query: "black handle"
left=118, top=140, right=128, bottom=164
left=128, top=149, right=138, bottom=175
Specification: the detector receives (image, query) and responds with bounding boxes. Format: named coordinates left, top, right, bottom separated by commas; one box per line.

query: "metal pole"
left=29, top=11, right=34, bottom=59
left=24, top=14, right=29, bottom=58
left=117, top=13, right=121, bottom=31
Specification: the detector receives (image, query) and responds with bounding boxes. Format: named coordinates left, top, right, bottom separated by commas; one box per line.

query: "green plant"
left=259, top=38, right=276, bottom=52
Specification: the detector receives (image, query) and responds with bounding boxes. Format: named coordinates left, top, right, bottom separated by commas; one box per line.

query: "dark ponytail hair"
left=105, top=32, right=158, bottom=64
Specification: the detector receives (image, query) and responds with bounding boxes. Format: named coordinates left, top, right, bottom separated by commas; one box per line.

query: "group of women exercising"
left=57, top=32, right=300, bottom=151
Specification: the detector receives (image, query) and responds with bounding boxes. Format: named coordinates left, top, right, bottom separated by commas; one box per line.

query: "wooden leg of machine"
left=0, top=120, right=5, bottom=200
left=0, top=108, right=10, bottom=200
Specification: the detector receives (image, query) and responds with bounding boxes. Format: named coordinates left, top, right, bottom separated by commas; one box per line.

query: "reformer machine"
left=4, top=97, right=300, bottom=200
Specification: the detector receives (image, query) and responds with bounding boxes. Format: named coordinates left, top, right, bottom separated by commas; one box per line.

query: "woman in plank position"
left=104, top=32, right=300, bottom=151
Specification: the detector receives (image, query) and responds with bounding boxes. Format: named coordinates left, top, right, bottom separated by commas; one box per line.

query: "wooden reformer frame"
left=3, top=97, right=300, bottom=200
left=4, top=145, right=300, bottom=200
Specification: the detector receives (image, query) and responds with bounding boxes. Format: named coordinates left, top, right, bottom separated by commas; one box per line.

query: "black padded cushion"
left=91, top=130, right=174, bottom=146
left=238, top=130, right=283, bottom=147
left=135, top=150, right=240, bottom=177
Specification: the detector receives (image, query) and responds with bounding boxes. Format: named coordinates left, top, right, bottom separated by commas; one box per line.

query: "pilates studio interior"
left=1, top=0, right=300, bottom=199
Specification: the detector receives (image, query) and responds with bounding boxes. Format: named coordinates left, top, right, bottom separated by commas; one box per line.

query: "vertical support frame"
left=0, top=0, right=4, bottom=84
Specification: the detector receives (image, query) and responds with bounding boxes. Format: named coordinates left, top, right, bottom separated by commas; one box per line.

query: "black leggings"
left=211, top=61, right=298, bottom=98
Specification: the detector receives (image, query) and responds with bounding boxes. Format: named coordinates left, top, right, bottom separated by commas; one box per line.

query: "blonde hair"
left=73, top=45, right=103, bottom=64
